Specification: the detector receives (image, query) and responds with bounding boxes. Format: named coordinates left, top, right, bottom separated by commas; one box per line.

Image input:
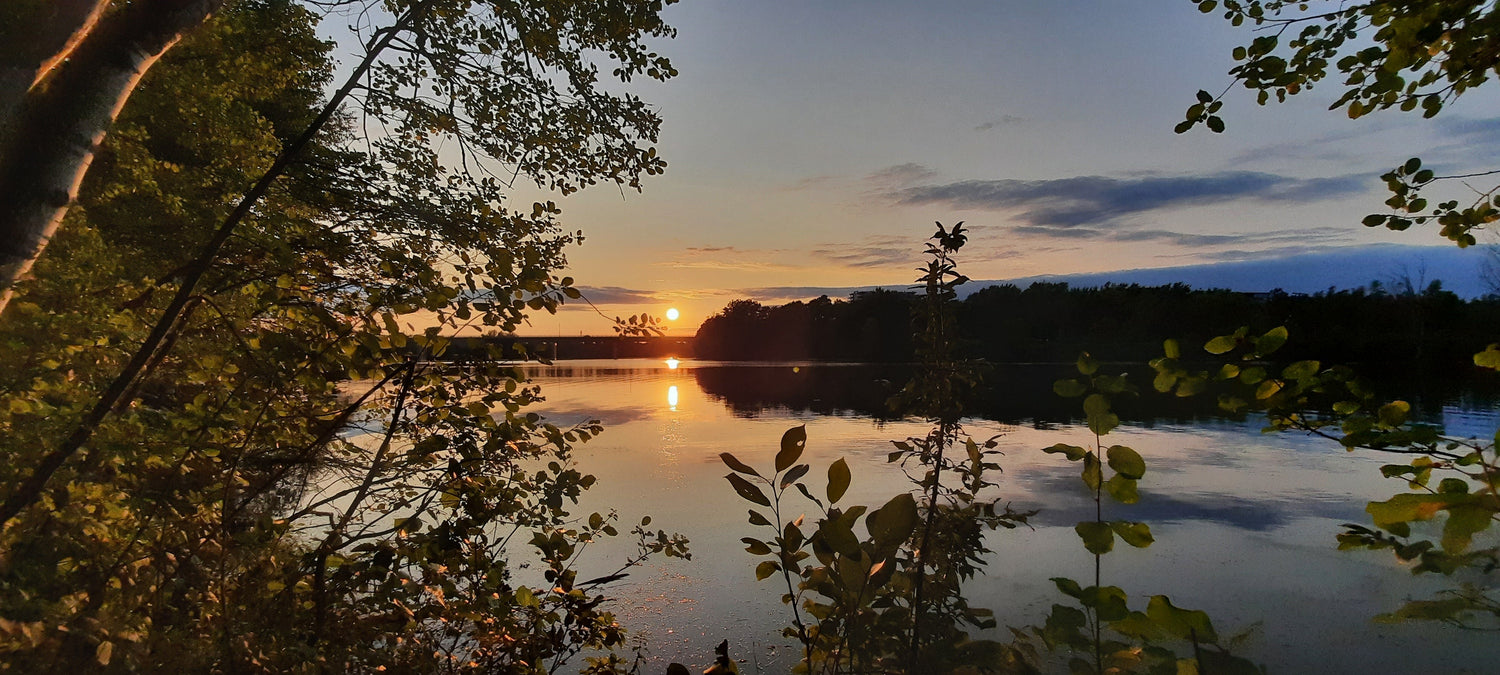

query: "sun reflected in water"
left=667, top=385, right=679, bottom=411
left=665, top=357, right=680, bottom=369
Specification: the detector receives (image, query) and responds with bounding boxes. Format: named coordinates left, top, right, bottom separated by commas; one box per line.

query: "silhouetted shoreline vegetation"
left=695, top=282, right=1500, bottom=371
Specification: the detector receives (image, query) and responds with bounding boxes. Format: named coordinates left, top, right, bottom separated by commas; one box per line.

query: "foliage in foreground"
left=722, top=228, right=1262, bottom=674
left=0, top=1, right=688, bottom=671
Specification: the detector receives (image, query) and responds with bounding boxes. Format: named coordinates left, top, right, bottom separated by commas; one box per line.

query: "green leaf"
left=1255, top=326, right=1288, bottom=355
left=748, top=510, right=772, bottom=527
left=1076, top=352, right=1100, bottom=375
left=817, top=518, right=862, bottom=558
left=1075, top=521, right=1114, bottom=554
left=1282, top=360, right=1320, bottom=380
left=1175, top=376, right=1207, bottom=398
left=1205, top=335, right=1238, bottom=354
left=1043, top=443, right=1088, bottom=461
left=1082, top=452, right=1102, bottom=491
left=720, top=452, right=762, bottom=477
left=1052, top=576, right=1085, bottom=599
left=755, top=560, right=780, bottom=580
left=742, top=537, right=772, bottom=555
left=1367, top=493, right=1464, bottom=531
left=1146, top=596, right=1217, bottom=643
left=1088, top=411, right=1119, bottom=436
left=867, top=492, right=918, bottom=546
left=1110, top=611, right=1165, bottom=640
left=1378, top=401, right=1410, bottom=427
left=1106, top=445, right=1145, bottom=480
left=726, top=473, right=771, bottom=507
left=1054, top=379, right=1088, bottom=398
left=1110, top=520, right=1154, bottom=548
left=1474, top=345, right=1500, bottom=370
left=1438, top=478, right=1469, bottom=494
left=1105, top=474, right=1139, bottom=504
left=1163, top=338, right=1182, bottom=359
left=780, top=463, right=810, bottom=488
left=1255, top=379, right=1283, bottom=400
left=1083, top=393, right=1117, bottom=435
left=1085, top=585, right=1131, bottom=621
left=776, top=425, right=807, bottom=472
left=1441, top=503, right=1491, bottom=553
left=827, top=458, right=851, bottom=503
left=1086, top=390, right=1110, bottom=417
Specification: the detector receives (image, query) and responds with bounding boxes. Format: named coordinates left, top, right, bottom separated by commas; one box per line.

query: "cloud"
left=1437, top=116, right=1500, bottom=140
left=890, top=171, right=1368, bottom=228
left=810, top=233, right=925, bottom=268
left=1023, top=471, right=1366, bottom=532
left=575, top=286, right=660, bottom=303
left=1229, top=126, right=1385, bottom=166
left=665, top=260, right=797, bottom=271
left=739, top=284, right=906, bottom=303
left=974, top=114, right=1026, bottom=132
left=781, top=175, right=837, bottom=192
left=1432, top=115, right=1500, bottom=168
left=1010, top=223, right=1353, bottom=251
left=658, top=246, right=798, bottom=272
left=865, top=162, right=938, bottom=186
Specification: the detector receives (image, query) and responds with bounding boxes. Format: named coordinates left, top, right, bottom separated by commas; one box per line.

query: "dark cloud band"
left=890, top=171, right=1367, bottom=228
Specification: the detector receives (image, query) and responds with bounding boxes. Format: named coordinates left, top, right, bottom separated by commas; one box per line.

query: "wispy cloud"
left=810, top=234, right=926, bottom=268
left=781, top=175, right=837, bottom=192
left=738, top=284, right=903, bottom=303
left=865, top=163, right=938, bottom=187
left=575, top=286, right=660, bottom=303
left=1432, top=116, right=1500, bottom=169
left=1229, top=126, right=1387, bottom=166
left=665, top=260, right=797, bottom=271
left=974, top=115, right=1026, bottom=132
left=1012, top=224, right=1352, bottom=250
left=890, top=171, right=1367, bottom=228
left=659, top=246, right=798, bottom=272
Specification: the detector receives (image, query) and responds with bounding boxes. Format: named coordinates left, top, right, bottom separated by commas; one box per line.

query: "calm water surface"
left=524, top=359, right=1499, bottom=673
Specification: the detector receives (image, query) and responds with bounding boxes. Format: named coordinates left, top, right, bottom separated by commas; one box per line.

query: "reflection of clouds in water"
left=1441, top=405, right=1500, bottom=441
left=540, top=405, right=655, bottom=426
left=1022, top=471, right=1366, bottom=532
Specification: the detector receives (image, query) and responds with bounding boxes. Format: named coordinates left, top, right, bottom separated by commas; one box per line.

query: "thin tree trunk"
left=0, top=1, right=435, bottom=530
left=0, top=0, right=224, bottom=313
left=0, top=0, right=111, bottom=137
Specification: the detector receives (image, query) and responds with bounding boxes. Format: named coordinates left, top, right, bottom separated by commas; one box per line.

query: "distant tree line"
left=694, top=281, right=1500, bottom=369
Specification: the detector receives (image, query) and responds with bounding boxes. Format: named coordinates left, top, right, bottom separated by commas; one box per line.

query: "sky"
left=412, top=0, right=1500, bottom=336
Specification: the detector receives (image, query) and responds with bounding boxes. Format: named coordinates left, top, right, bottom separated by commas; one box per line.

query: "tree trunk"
left=0, top=0, right=111, bottom=138
left=0, top=0, right=224, bottom=313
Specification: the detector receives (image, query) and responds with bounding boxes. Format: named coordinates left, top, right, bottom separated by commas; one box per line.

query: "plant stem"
left=1094, top=431, right=1103, bottom=675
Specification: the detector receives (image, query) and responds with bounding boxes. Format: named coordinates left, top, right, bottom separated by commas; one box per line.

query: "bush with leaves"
left=0, top=1, right=688, bottom=671
left=722, top=225, right=1034, bottom=674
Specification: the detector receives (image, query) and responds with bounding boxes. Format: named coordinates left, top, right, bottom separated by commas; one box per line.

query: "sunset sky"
left=465, top=1, right=1500, bottom=335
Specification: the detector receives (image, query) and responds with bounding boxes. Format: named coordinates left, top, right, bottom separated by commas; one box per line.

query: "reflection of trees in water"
left=692, top=365, right=910, bottom=420
left=693, top=363, right=1500, bottom=428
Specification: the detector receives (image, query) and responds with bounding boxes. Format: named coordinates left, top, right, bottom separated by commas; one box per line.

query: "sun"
left=665, top=307, right=680, bottom=321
